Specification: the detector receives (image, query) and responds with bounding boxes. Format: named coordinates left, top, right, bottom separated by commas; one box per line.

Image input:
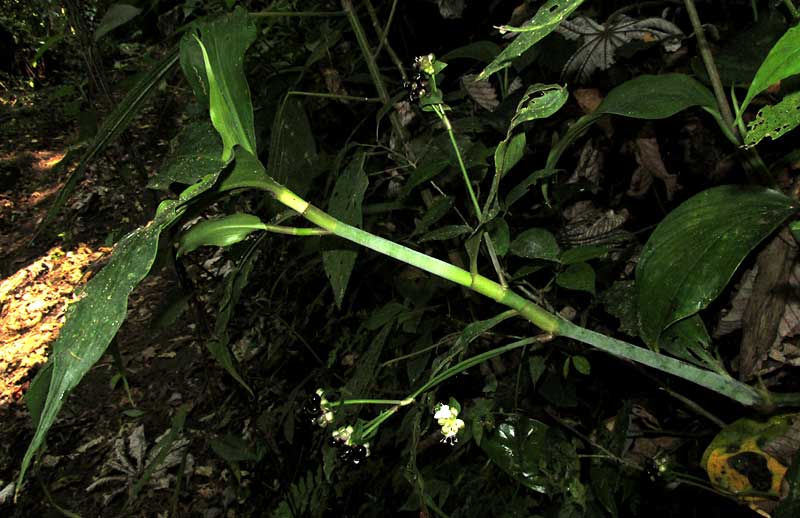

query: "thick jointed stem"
left=242, top=176, right=764, bottom=407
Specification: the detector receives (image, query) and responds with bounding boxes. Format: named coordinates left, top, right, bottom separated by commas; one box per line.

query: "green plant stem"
left=683, top=0, right=738, bottom=139
left=330, top=398, right=413, bottom=407
left=435, top=106, right=483, bottom=221
left=341, top=0, right=408, bottom=142
left=783, top=0, right=800, bottom=20
left=262, top=224, right=329, bottom=236
left=363, top=0, right=406, bottom=80
left=241, top=175, right=764, bottom=407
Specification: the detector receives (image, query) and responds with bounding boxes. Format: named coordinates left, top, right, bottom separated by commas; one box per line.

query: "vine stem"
left=683, top=0, right=738, bottom=138
left=341, top=0, right=408, bottom=143
left=783, top=0, right=800, bottom=21
left=237, top=173, right=763, bottom=407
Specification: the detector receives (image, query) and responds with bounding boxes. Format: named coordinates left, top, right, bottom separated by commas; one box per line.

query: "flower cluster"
left=434, top=402, right=465, bottom=444
left=301, top=388, right=334, bottom=428
left=328, top=425, right=370, bottom=465
left=403, top=54, right=436, bottom=103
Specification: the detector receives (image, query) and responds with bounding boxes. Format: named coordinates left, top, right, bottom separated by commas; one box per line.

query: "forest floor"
left=0, top=83, right=247, bottom=518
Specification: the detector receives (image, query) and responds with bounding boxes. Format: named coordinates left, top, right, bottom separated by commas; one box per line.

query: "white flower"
left=433, top=403, right=464, bottom=444
left=332, top=425, right=355, bottom=445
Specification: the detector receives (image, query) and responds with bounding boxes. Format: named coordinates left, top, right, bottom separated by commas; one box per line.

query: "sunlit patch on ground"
left=0, top=244, right=110, bottom=413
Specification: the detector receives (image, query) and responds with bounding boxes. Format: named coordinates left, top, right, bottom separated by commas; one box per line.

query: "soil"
left=0, top=82, right=247, bottom=518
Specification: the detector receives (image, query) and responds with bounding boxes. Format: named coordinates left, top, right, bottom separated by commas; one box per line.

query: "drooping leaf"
left=741, top=24, right=800, bottom=114
left=323, top=153, right=368, bottom=308
left=744, top=91, right=800, bottom=147
left=188, top=7, right=258, bottom=160
left=38, top=48, right=180, bottom=236
left=94, top=3, right=142, bottom=41
left=556, top=15, right=683, bottom=82
left=478, top=0, right=585, bottom=80
left=178, top=213, right=266, bottom=256
left=148, top=121, right=225, bottom=190
left=637, top=185, right=798, bottom=348
left=18, top=170, right=226, bottom=491
left=510, top=228, right=560, bottom=261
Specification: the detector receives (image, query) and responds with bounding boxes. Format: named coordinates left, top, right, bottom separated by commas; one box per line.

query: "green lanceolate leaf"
left=18, top=170, right=226, bottom=492
left=148, top=120, right=225, bottom=190
left=636, top=185, right=798, bottom=348
left=38, top=47, right=180, bottom=236
left=478, top=0, right=585, bottom=80
left=510, top=228, right=560, bottom=261
left=741, top=24, right=800, bottom=115
left=188, top=7, right=258, bottom=160
left=744, top=91, right=800, bottom=147
left=178, top=213, right=266, bottom=256
left=546, top=74, right=717, bottom=176
left=323, top=153, right=368, bottom=308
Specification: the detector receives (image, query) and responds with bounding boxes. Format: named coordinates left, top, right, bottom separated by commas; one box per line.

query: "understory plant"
left=15, top=0, right=800, bottom=515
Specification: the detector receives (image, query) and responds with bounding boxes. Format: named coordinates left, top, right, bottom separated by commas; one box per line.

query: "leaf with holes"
left=478, top=0, right=585, bottom=80
left=745, top=91, right=800, bottom=147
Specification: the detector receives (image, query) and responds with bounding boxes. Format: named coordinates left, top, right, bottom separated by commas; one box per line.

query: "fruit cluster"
left=328, top=425, right=370, bottom=465
left=300, top=389, right=334, bottom=428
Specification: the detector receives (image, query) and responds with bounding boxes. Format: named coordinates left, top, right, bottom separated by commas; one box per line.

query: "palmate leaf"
left=636, top=185, right=798, bottom=349
left=556, top=15, right=683, bottom=82
left=477, top=0, right=585, bottom=80
left=18, top=170, right=227, bottom=491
